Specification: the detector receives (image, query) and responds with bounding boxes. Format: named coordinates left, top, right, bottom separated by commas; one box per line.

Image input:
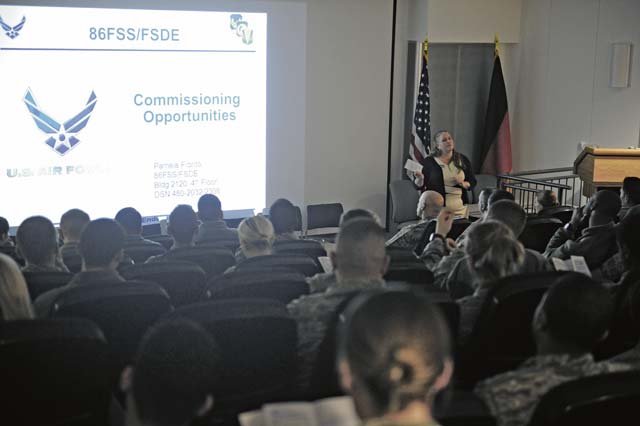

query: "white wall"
left=512, top=0, right=640, bottom=171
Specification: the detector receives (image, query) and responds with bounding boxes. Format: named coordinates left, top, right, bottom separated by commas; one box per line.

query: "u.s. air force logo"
left=23, top=88, right=98, bottom=156
left=0, top=15, right=26, bottom=39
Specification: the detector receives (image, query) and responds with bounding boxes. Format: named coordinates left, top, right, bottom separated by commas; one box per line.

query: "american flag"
left=409, top=40, right=431, bottom=166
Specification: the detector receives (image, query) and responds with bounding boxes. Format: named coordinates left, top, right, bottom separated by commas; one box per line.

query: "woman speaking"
left=415, top=131, right=476, bottom=218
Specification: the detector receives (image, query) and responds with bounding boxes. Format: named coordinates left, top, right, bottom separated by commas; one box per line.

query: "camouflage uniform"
left=475, top=354, right=631, bottom=426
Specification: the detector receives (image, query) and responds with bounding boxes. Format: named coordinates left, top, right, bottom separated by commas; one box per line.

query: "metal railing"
left=497, top=167, right=586, bottom=214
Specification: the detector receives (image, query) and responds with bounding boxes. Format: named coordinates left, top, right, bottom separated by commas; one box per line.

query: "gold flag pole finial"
left=423, top=36, right=429, bottom=62
left=494, top=33, right=500, bottom=57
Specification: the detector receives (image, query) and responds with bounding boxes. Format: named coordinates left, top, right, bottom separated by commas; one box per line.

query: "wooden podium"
left=574, top=146, right=640, bottom=197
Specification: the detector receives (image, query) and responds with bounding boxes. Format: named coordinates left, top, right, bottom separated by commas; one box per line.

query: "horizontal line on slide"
left=0, top=47, right=256, bottom=53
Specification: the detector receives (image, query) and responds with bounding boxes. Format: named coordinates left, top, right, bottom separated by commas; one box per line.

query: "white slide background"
left=0, top=5, right=266, bottom=224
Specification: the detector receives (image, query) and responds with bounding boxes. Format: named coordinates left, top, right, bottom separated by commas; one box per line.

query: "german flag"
left=479, top=42, right=512, bottom=175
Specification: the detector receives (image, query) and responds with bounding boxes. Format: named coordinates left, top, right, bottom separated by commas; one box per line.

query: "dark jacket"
left=543, top=222, right=618, bottom=269
left=420, top=153, right=477, bottom=205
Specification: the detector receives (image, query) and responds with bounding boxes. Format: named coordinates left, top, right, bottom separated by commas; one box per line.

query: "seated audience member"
left=288, top=218, right=389, bottom=388
left=619, top=176, right=640, bottom=221
left=544, top=190, right=621, bottom=269
left=0, top=217, right=13, bottom=247
left=0, top=253, right=34, bottom=320
left=606, top=206, right=640, bottom=355
left=227, top=215, right=276, bottom=271
left=456, top=220, right=525, bottom=343
left=34, top=218, right=126, bottom=317
left=385, top=190, right=444, bottom=250
left=146, top=205, right=199, bottom=263
left=444, top=201, right=551, bottom=299
left=610, top=272, right=640, bottom=367
left=308, top=208, right=380, bottom=294
left=194, top=194, right=239, bottom=244
left=269, top=198, right=300, bottom=241
left=337, top=291, right=453, bottom=426
left=59, top=208, right=90, bottom=260
left=120, top=320, right=221, bottom=426
left=536, top=189, right=559, bottom=215
left=487, top=189, right=515, bottom=205
left=115, top=207, right=166, bottom=250
left=475, top=273, right=629, bottom=426
left=16, top=216, right=68, bottom=273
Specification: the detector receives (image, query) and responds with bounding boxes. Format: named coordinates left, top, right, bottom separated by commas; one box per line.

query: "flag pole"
left=494, top=32, right=500, bottom=57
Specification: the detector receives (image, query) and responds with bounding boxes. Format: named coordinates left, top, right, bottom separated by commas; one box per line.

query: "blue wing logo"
left=23, top=88, right=98, bottom=156
left=0, top=16, right=26, bottom=39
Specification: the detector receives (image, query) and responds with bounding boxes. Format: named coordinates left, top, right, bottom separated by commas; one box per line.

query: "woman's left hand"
left=461, top=181, right=471, bottom=189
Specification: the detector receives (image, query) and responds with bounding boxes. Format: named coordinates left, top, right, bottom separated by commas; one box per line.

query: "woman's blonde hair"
left=465, top=221, right=525, bottom=286
left=238, top=215, right=275, bottom=254
left=0, top=253, right=34, bottom=320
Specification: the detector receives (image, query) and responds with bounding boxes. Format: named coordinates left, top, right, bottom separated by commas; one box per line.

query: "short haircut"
left=488, top=189, right=515, bottom=206
left=0, top=217, right=9, bottom=236
left=168, top=205, right=199, bottom=245
left=486, top=200, right=528, bottom=237
left=417, top=191, right=444, bottom=218
left=623, top=177, right=640, bottom=206
left=60, top=209, right=90, bottom=242
left=197, top=194, right=223, bottom=221
left=79, top=219, right=126, bottom=268
left=115, top=207, right=143, bottom=235
left=593, top=190, right=622, bottom=220
left=238, top=215, right=275, bottom=253
left=478, top=188, right=495, bottom=214
left=16, top=216, right=58, bottom=265
left=465, top=220, right=525, bottom=285
left=617, top=205, right=640, bottom=268
left=340, top=209, right=381, bottom=226
left=537, top=190, right=559, bottom=209
left=269, top=198, right=298, bottom=234
left=132, top=320, right=221, bottom=426
left=542, top=272, right=613, bottom=351
left=335, top=218, right=386, bottom=277
left=338, top=291, right=451, bottom=416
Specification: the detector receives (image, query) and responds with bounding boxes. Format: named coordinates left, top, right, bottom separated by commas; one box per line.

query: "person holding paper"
left=336, top=291, right=453, bottom=426
left=413, top=131, right=476, bottom=218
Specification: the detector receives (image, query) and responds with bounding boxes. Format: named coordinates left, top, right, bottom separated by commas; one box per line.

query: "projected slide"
left=0, top=5, right=266, bottom=225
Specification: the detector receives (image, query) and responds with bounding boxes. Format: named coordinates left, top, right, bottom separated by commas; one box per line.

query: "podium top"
left=581, top=146, right=640, bottom=157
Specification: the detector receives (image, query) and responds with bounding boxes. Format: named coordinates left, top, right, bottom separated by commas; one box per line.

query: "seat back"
left=459, top=271, right=567, bottom=383
left=196, top=238, right=241, bottom=252
left=120, top=261, right=207, bottom=306
left=520, top=217, right=563, bottom=253
left=62, top=251, right=84, bottom=273
left=163, top=246, right=236, bottom=278
left=168, top=299, right=297, bottom=405
left=23, top=271, right=73, bottom=300
left=51, top=281, right=173, bottom=367
left=385, top=248, right=435, bottom=286
left=0, top=319, right=111, bottom=426
left=529, top=371, right=640, bottom=426
left=206, top=269, right=309, bottom=304
left=273, top=239, right=327, bottom=258
left=449, top=219, right=472, bottom=240
left=542, top=206, right=575, bottom=224
left=236, top=253, right=320, bottom=277
left=306, top=203, right=344, bottom=237
left=123, top=243, right=166, bottom=264
left=389, top=180, right=420, bottom=226
left=146, top=234, right=174, bottom=250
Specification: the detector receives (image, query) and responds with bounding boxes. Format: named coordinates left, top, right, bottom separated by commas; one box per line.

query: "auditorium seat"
left=519, top=217, right=563, bottom=252
left=63, top=252, right=134, bottom=274
left=273, top=239, right=327, bottom=263
left=196, top=238, right=241, bottom=252
left=146, top=234, right=174, bottom=250
left=236, top=253, right=320, bottom=277
left=457, top=271, right=567, bottom=386
left=51, top=281, right=172, bottom=368
left=389, top=180, right=420, bottom=232
left=123, top=243, right=166, bottom=264
left=470, top=174, right=498, bottom=203
left=385, top=248, right=435, bottom=286
left=22, top=271, right=73, bottom=301
left=120, top=261, right=207, bottom=306
left=306, top=203, right=344, bottom=238
left=206, top=268, right=309, bottom=304
left=167, top=299, right=298, bottom=414
left=449, top=219, right=472, bottom=240
left=0, top=318, right=111, bottom=426
left=161, top=246, right=236, bottom=278
left=529, top=371, right=640, bottom=426
left=541, top=206, right=574, bottom=224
